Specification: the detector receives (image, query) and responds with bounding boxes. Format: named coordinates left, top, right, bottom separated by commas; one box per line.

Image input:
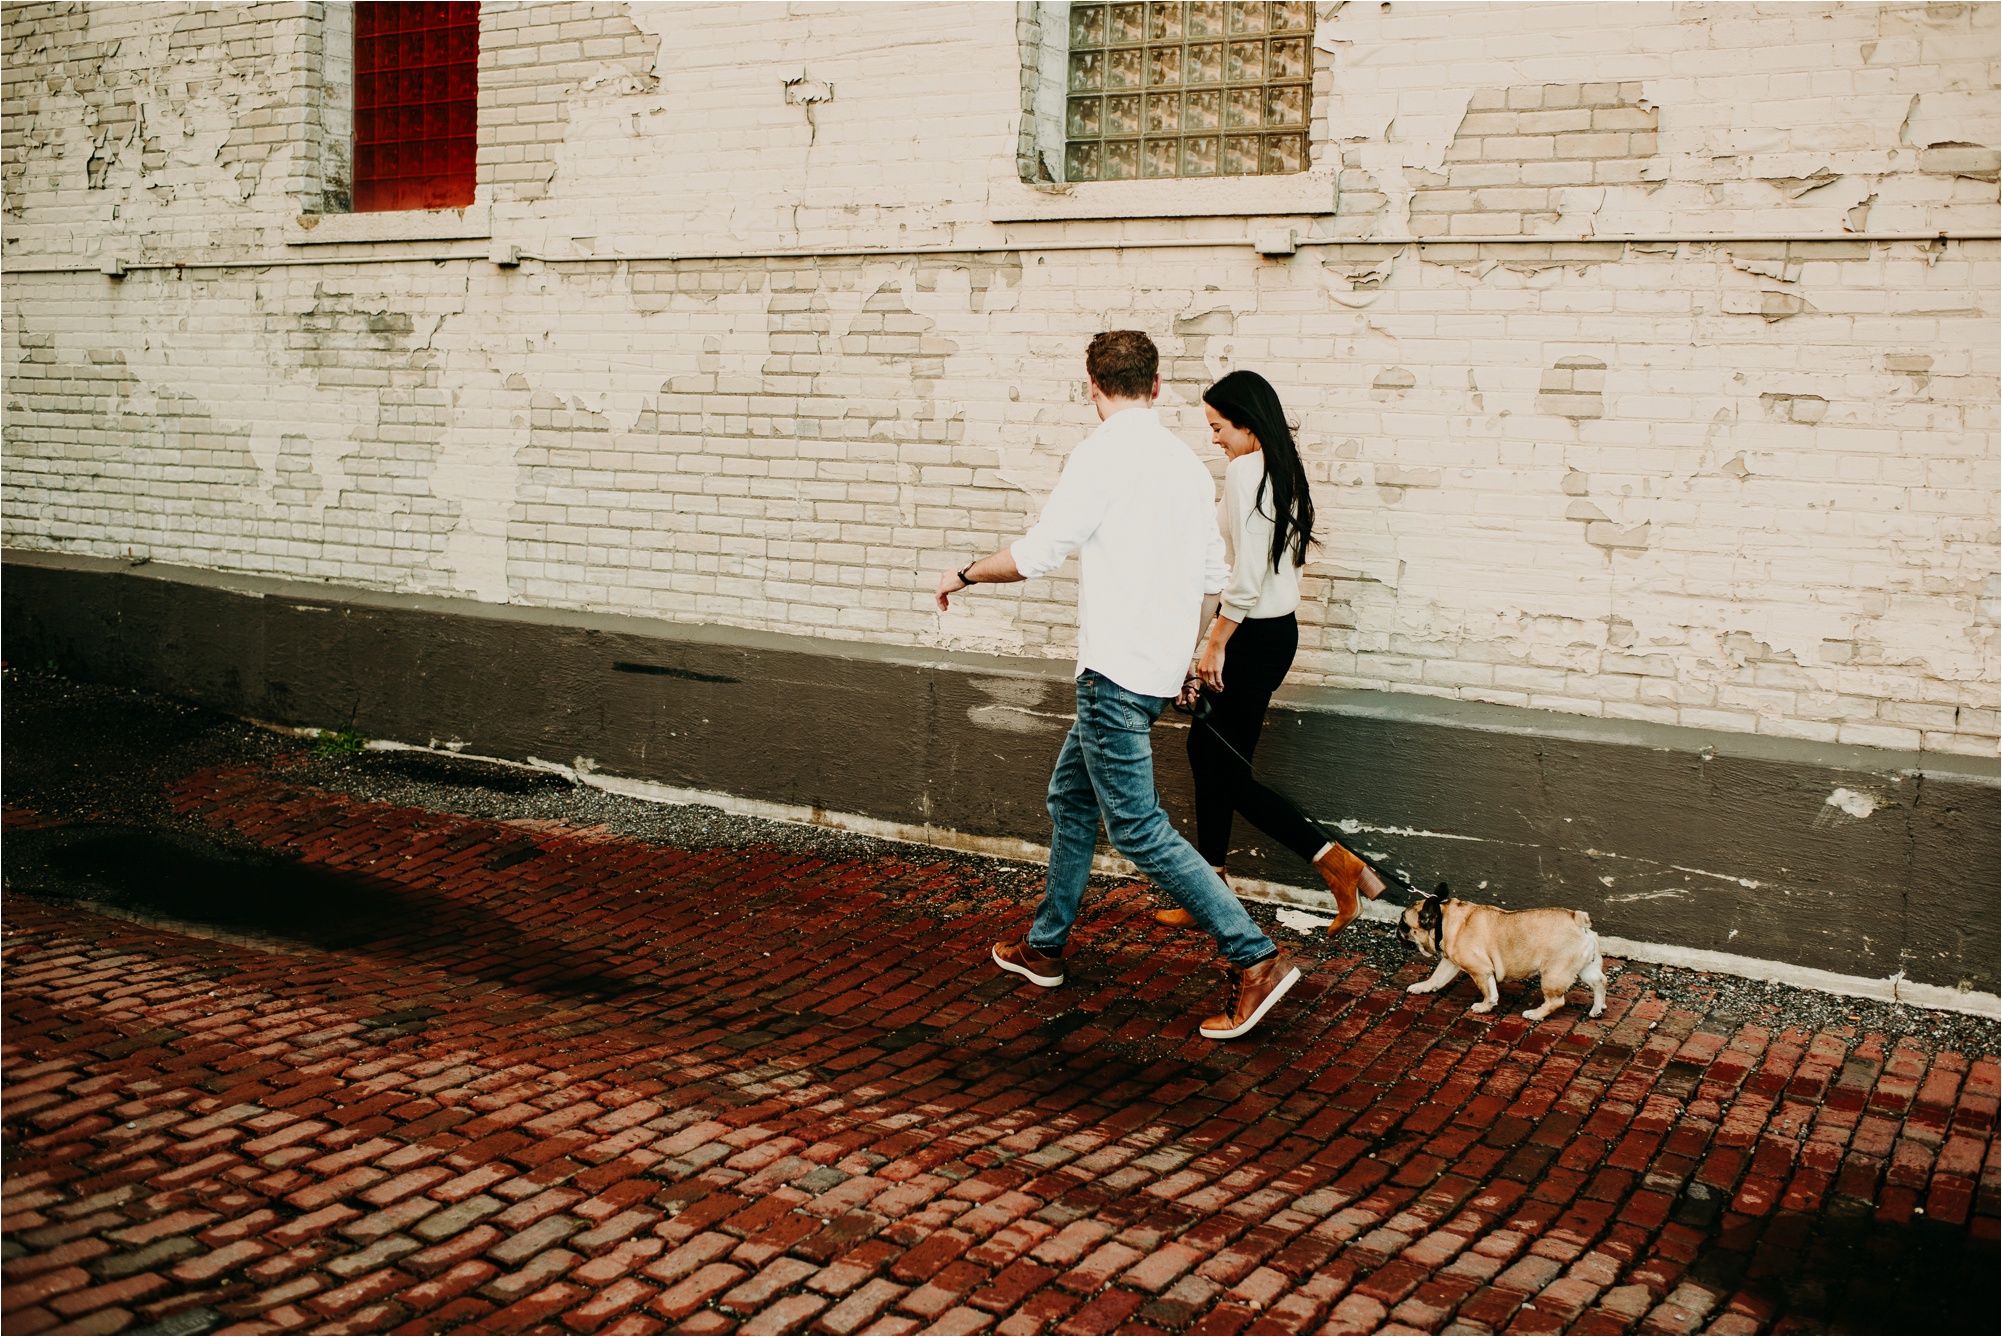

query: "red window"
left=353, top=2, right=480, bottom=212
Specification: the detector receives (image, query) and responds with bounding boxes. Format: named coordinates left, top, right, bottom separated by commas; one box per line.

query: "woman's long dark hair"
left=1203, top=370, right=1315, bottom=572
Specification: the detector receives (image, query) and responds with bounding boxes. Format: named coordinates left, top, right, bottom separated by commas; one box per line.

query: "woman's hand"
left=1197, top=639, right=1226, bottom=693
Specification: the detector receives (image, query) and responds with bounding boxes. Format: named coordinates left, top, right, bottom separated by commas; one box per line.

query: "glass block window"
left=353, top=2, right=480, bottom=212
left=1065, top=1, right=1313, bottom=181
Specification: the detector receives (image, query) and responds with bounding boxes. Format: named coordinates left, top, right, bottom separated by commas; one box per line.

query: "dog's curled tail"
left=1570, top=909, right=1594, bottom=931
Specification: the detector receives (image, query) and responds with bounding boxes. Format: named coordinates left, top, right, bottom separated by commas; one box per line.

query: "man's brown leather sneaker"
left=992, top=938, right=1065, bottom=987
left=1199, top=951, right=1302, bottom=1039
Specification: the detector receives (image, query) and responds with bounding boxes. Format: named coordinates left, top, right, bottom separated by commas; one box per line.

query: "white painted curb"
left=355, top=739, right=2002, bottom=1022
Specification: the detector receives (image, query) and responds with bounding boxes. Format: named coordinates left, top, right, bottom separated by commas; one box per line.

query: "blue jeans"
left=1028, top=671, right=1279, bottom=968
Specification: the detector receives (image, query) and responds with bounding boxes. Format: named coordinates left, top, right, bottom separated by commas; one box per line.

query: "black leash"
left=1172, top=687, right=1427, bottom=902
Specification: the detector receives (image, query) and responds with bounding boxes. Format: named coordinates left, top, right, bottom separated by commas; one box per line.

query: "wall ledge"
left=988, top=173, right=1338, bottom=221
left=286, top=207, right=491, bottom=246
left=7, top=546, right=1994, bottom=785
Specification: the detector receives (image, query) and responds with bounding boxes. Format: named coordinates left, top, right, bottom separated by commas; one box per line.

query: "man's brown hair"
left=1085, top=330, right=1158, bottom=400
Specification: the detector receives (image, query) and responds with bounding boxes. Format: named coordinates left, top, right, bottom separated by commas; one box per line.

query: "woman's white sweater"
left=1218, top=451, right=1301, bottom=622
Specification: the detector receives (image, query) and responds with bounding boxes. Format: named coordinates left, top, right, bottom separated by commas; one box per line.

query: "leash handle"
left=1181, top=692, right=1421, bottom=899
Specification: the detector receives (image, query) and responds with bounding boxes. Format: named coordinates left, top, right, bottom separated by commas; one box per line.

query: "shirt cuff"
left=1009, top=537, right=1056, bottom=581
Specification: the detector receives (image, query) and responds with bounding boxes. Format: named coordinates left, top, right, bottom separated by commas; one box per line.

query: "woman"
left=1161, top=370, right=1386, bottom=934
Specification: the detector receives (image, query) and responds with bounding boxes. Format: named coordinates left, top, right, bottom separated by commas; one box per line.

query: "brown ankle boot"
left=1315, top=842, right=1367, bottom=933
left=1360, top=864, right=1387, bottom=900
left=1320, top=847, right=1389, bottom=934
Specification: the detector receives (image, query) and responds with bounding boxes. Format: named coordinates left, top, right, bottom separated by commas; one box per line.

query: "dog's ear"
left=1418, top=896, right=1442, bottom=933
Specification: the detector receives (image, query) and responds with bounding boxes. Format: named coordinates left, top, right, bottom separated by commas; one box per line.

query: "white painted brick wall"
left=3, top=2, right=1998, bottom=756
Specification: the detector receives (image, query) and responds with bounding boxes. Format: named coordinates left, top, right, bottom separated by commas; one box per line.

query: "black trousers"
left=1185, top=612, right=1328, bottom=868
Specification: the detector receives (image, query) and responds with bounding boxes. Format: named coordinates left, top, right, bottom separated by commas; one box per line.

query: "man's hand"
left=935, top=568, right=970, bottom=612
left=1176, top=673, right=1202, bottom=710
left=934, top=549, right=1025, bottom=612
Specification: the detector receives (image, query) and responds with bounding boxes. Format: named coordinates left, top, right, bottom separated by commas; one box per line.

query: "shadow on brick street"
left=3, top=821, right=644, bottom=1002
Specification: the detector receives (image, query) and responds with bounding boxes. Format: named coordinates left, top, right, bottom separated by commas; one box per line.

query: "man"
left=934, top=330, right=1301, bottom=1041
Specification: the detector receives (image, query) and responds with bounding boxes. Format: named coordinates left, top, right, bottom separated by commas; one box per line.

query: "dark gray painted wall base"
left=5, top=550, right=1996, bottom=993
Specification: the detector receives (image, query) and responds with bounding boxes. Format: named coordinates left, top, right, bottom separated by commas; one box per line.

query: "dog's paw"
left=1469, top=1001, right=1495, bottom=1014
left=1588, top=1003, right=1606, bottom=1017
left=1405, top=982, right=1434, bottom=995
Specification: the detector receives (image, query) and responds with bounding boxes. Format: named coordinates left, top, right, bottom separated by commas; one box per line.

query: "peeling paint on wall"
left=1412, top=83, right=1658, bottom=238
left=490, top=2, right=661, bottom=203
left=1821, top=787, right=1883, bottom=821
left=2, top=1, right=1997, bottom=761
left=1538, top=356, right=1606, bottom=419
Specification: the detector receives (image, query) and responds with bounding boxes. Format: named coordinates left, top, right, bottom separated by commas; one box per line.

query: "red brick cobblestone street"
left=4, top=744, right=1998, bottom=1335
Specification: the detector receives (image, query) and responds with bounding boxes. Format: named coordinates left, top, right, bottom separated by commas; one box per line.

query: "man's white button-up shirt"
left=1010, top=406, right=1230, bottom=699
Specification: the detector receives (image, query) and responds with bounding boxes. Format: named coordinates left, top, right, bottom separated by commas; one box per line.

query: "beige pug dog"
left=1398, top=894, right=1607, bottom=1020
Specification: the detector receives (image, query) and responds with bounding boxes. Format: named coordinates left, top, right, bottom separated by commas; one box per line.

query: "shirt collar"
left=1095, top=405, right=1160, bottom=434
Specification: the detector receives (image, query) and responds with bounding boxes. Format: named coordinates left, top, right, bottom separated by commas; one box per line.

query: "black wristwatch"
left=957, top=565, right=976, bottom=588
